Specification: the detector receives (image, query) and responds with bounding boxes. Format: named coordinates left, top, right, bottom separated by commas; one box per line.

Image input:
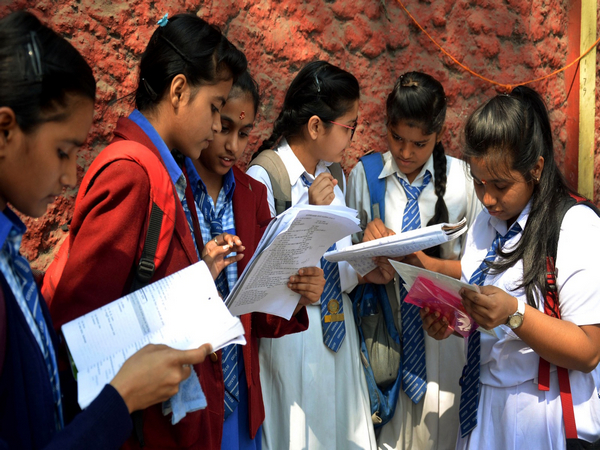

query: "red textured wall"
left=0, top=0, right=592, bottom=269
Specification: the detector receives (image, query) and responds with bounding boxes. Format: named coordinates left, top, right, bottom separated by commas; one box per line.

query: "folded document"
left=225, top=204, right=361, bottom=320
left=62, top=261, right=246, bottom=410
left=324, top=219, right=467, bottom=276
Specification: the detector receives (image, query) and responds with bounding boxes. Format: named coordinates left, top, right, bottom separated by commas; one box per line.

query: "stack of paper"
left=324, top=219, right=468, bottom=276
left=62, top=261, right=245, bottom=409
left=226, top=205, right=361, bottom=320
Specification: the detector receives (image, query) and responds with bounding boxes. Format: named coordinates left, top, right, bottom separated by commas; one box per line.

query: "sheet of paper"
left=226, top=205, right=361, bottom=320
left=389, top=261, right=498, bottom=338
left=389, top=259, right=479, bottom=296
left=324, top=219, right=467, bottom=276
left=62, top=261, right=246, bottom=409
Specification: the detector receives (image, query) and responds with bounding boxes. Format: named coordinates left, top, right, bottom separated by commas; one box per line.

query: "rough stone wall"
left=0, top=0, right=586, bottom=269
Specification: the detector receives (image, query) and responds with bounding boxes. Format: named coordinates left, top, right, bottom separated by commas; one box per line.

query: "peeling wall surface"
left=0, top=0, right=596, bottom=269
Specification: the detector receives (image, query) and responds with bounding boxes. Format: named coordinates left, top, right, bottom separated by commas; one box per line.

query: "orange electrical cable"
left=395, top=0, right=600, bottom=92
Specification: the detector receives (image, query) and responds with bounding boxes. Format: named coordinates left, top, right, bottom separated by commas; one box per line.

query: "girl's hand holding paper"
left=460, top=285, right=518, bottom=330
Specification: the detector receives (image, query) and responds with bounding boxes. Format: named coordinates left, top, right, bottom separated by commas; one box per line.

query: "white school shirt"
left=346, top=150, right=481, bottom=258
left=458, top=201, right=600, bottom=448
left=247, top=139, right=376, bottom=450
left=347, top=150, right=482, bottom=450
left=246, top=138, right=358, bottom=295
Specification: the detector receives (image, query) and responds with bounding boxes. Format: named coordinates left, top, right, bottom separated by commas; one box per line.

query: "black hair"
left=135, top=14, right=247, bottom=112
left=229, top=70, right=260, bottom=116
left=0, top=11, right=95, bottom=133
left=254, top=60, right=360, bottom=156
left=387, top=71, right=449, bottom=257
left=463, top=85, right=574, bottom=308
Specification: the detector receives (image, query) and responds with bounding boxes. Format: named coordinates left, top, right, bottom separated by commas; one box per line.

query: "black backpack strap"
left=130, top=202, right=164, bottom=294
left=128, top=201, right=164, bottom=448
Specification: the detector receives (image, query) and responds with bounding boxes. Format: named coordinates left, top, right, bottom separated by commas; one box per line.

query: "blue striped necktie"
left=5, top=229, right=64, bottom=429
left=397, top=171, right=431, bottom=403
left=197, top=189, right=239, bottom=419
left=459, top=223, right=522, bottom=437
left=301, top=174, right=346, bottom=352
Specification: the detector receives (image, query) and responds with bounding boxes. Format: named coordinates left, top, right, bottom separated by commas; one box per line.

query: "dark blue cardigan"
left=0, top=274, right=132, bottom=449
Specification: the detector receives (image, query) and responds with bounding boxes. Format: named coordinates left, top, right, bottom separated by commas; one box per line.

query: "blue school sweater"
left=0, top=271, right=133, bottom=449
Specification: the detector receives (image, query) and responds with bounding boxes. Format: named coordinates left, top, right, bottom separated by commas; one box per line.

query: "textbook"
left=62, top=261, right=246, bottom=409
left=389, top=260, right=484, bottom=338
left=323, top=218, right=468, bottom=276
left=225, top=204, right=361, bottom=320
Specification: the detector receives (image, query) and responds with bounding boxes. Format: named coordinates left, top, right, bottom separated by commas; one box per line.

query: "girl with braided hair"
left=346, top=71, right=481, bottom=450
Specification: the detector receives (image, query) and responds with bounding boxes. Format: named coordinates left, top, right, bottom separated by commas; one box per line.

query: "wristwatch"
left=506, top=300, right=525, bottom=329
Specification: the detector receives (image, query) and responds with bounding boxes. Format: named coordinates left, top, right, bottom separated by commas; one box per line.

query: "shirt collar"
left=183, top=157, right=236, bottom=202
left=381, top=151, right=435, bottom=184
left=128, top=109, right=183, bottom=186
left=488, top=199, right=531, bottom=236
left=0, top=207, right=26, bottom=250
left=275, top=138, right=334, bottom=185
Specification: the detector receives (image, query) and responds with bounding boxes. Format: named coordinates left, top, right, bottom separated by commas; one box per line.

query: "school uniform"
left=457, top=202, right=600, bottom=449
left=182, top=160, right=309, bottom=450
left=346, top=150, right=481, bottom=450
left=50, top=112, right=225, bottom=450
left=0, top=208, right=132, bottom=449
left=246, top=138, right=377, bottom=450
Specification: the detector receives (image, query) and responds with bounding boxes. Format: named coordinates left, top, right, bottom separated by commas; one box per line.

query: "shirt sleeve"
left=555, top=204, right=600, bottom=325
left=246, top=165, right=276, bottom=217
left=0, top=385, right=133, bottom=450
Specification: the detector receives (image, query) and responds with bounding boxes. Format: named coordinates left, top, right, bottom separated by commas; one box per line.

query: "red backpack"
left=41, top=140, right=177, bottom=304
left=539, top=193, right=600, bottom=444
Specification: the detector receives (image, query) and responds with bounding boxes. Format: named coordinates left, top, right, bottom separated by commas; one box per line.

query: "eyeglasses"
left=329, top=120, right=356, bottom=141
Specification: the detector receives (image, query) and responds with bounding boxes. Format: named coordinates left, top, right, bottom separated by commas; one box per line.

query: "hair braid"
left=424, top=142, right=449, bottom=257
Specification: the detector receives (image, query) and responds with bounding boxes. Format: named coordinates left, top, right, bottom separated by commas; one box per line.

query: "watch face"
left=509, top=314, right=523, bottom=329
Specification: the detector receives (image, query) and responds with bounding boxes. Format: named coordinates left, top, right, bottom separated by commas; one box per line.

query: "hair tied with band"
left=401, top=80, right=419, bottom=88
left=158, top=13, right=169, bottom=27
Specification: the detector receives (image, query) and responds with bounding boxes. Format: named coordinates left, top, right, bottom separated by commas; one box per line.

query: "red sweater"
left=50, top=118, right=308, bottom=448
left=51, top=118, right=222, bottom=450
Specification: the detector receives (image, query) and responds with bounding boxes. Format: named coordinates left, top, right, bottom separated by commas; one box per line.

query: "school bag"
left=42, top=140, right=177, bottom=308
left=348, top=151, right=403, bottom=427
left=248, top=149, right=344, bottom=215
left=539, top=193, right=600, bottom=449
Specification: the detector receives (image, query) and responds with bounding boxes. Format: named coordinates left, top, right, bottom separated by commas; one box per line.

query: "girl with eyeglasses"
left=246, top=60, right=376, bottom=450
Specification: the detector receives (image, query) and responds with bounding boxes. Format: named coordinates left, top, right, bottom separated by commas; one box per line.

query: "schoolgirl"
left=183, top=70, right=325, bottom=450
left=246, top=60, right=377, bottom=450
left=346, top=72, right=481, bottom=450
left=424, top=86, right=600, bottom=449
left=0, top=11, right=212, bottom=449
left=48, top=14, right=247, bottom=449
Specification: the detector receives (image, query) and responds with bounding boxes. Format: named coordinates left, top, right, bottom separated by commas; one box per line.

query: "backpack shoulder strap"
left=328, top=162, right=345, bottom=190
left=248, top=150, right=292, bottom=215
left=86, top=141, right=177, bottom=291
left=360, top=152, right=386, bottom=221
left=538, top=193, right=600, bottom=440
left=42, top=141, right=177, bottom=305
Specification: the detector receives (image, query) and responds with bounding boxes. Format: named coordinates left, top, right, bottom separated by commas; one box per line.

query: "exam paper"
left=225, top=205, right=361, bottom=320
left=324, top=219, right=468, bottom=276
left=62, top=261, right=246, bottom=409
